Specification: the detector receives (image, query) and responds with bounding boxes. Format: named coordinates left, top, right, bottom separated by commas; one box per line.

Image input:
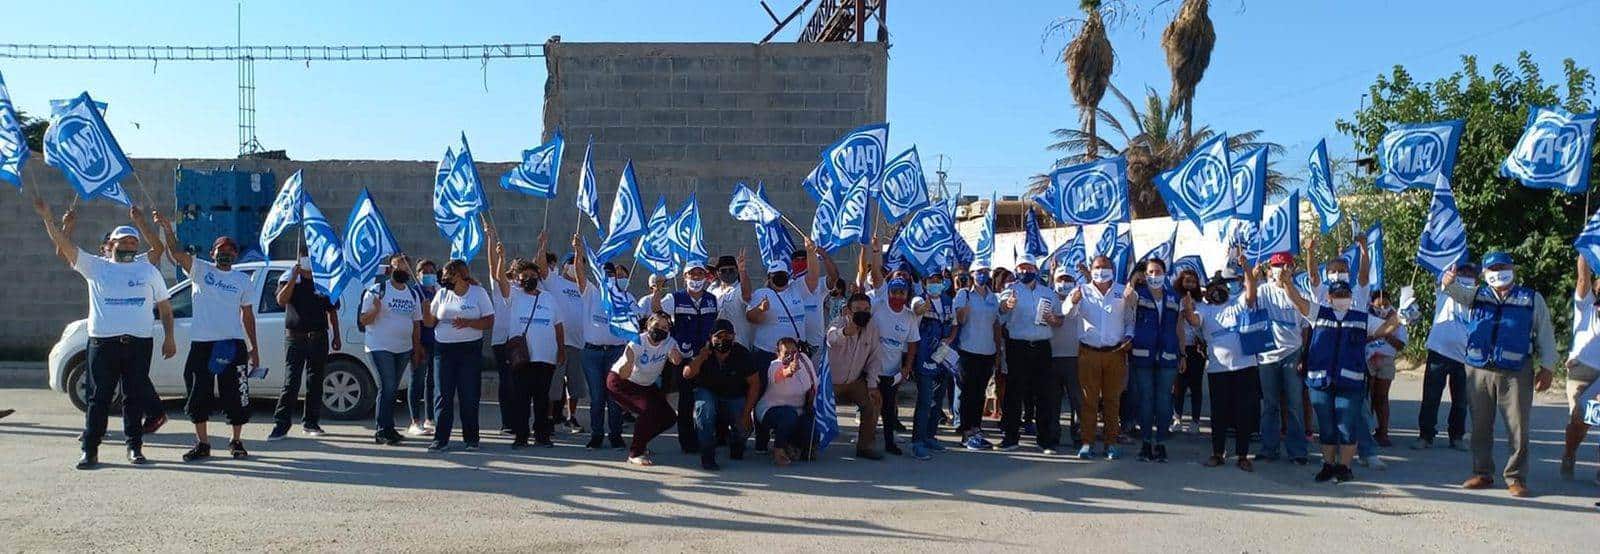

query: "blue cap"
left=887, top=278, right=911, bottom=292
left=1482, top=252, right=1514, bottom=268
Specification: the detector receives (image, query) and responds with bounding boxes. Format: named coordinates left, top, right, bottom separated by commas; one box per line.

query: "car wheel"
left=320, top=357, right=374, bottom=420
left=65, top=355, right=123, bottom=413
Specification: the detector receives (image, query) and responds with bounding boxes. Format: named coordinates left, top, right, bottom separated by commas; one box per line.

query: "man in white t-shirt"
left=536, top=247, right=588, bottom=435
left=1562, top=254, right=1600, bottom=483
left=872, top=278, right=921, bottom=456
left=1256, top=251, right=1311, bottom=463
left=156, top=215, right=260, bottom=462
left=33, top=196, right=175, bottom=470
left=710, top=253, right=754, bottom=348
left=572, top=235, right=636, bottom=450
left=1415, top=259, right=1477, bottom=450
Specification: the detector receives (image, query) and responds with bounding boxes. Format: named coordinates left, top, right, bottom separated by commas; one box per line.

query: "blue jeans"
left=581, top=344, right=626, bottom=442
left=1309, top=384, right=1365, bottom=446
left=912, top=370, right=946, bottom=445
left=408, top=341, right=435, bottom=424
left=693, top=388, right=748, bottom=462
left=432, top=339, right=482, bottom=446
left=1132, top=366, right=1178, bottom=444
left=1257, top=353, right=1309, bottom=458
left=1355, top=392, right=1378, bottom=458
left=368, top=350, right=410, bottom=433
left=760, top=405, right=814, bottom=451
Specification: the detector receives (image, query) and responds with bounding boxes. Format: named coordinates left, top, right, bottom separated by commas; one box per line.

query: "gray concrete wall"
left=0, top=41, right=888, bottom=354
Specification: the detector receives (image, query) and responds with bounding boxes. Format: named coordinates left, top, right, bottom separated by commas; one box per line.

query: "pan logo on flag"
left=1419, top=205, right=1466, bottom=260
left=1384, top=129, right=1447, bottom=184
left=827, top=123, right=888, bottom=188
left=1177, top=151, right=1230, bottom=216
left=1506, top=111, right=1588, bottom=181
left=1306, top=155, right=1336, bottom=213
left=50, top=102, right=126, bottom=189
left=1259, top=202, right=1288, bottom=250
left=1060, top=167, right=1123, bottom=223
left=439, top=162, right=479, bottom=218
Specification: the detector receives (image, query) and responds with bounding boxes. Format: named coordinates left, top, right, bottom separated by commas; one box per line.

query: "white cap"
left=970, top=260, right=990, bottom=271
left=1015, top=255, right=1039, bottom=269
left=107, top=225, right=140, bottom=241
left=764, top=259, right=788, bottom=274
left=1052, top=265, right=1073, bottom=278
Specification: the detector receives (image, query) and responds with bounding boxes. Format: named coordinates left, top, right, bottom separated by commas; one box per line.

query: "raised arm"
left=152, top=210, right=192, bottom=272
left=130, top=206, right=164, bottom=269
left=31, top=195, right=78, bottom=266
left=803, top=237, right=821, bottom=292
left=571, top=234, right=588, bottom=295
left=532, top=230, right=550, bottom=275
left=1355, top=231, right=1371, bottom=288
left=1578, top=254, right=1592, bottom=302
left=1271, top=262, right=1311, bottom=316
left=736, top=249, right=752, bottom=303
left=1304, top=234, right=1321, bottom=289
left=1240, top=253, right=1259, bottom=307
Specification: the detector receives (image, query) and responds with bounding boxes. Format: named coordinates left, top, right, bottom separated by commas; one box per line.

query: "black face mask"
left=520, top=276, right=539, bottom=292
left=114, top=249, right=137, bottom=263
left=851, top=311, right=872, bottom=327
left=648, top=328, right=669, bottom=342
left=439, top=278, right=456, bottom=290
left=392, top=271, right=412, bottom=284
left=1204, top=287, right=1229, bottom=305
left=770, top=272, right=790, bottom=288
left=719, top=270, right=738, bottom=284
left=711, top=341, right=732, bottom=354
left=214, top=253, right=236, bottom=266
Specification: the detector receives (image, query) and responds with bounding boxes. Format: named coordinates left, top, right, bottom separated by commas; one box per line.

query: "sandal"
left=1236, top=457, right=1254, bottom=472
left=1203, top=455, right=1225, bottom=467
left=774, top=449, right=792, bottom=467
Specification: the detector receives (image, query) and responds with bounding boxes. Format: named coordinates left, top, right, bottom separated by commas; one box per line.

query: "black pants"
left=1002, top=339, right=1051, bottom=444
left=275, top=332, right=328, bottom=427
left=1036, top=356, right=1076, bottom=449
left=956, top=351, right=995, bottom=435
left=877, top=375, right=900, bottom=449
left=1172, top=345, right=1205, bottom=423
left=1419, top=350, right=1468, bottom=442
left=666, top=361, right=699, bottom=452
left=183, top=340, right=250, bottom=426
left=83, top=336, right=154, bottom=451
left=508, top=361, right=555, bottom=442
left=493, top=343, right=513, bottom=430
left=1208, top=366, right=1260, bottom=457
left=751, top=348, right=777, bottom=450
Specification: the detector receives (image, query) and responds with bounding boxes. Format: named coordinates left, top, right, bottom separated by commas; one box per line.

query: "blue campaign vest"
left=1305, top=306, right=1369, bottom=392
left=1464, top=286, right=1536, bottom=371
left=668, top=290, right=718, bottom=354
left=1237, top=305, right=1277, bottom=356
left=915, top=295, right=954, bottom=374
left=1131, top=286, right=1182, bottom=369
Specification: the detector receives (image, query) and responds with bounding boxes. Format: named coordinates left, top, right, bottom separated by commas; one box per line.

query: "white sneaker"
left=406, top=423, right=427, bottom=437
left=1361, top=455, right=1387, bottom=470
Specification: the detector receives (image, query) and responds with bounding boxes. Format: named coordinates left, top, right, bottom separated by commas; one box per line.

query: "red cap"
left=1268, top=252, right=1294, bottom=266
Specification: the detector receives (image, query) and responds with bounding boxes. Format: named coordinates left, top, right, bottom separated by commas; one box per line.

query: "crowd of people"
left=28, top=194, right=1600, bottom=500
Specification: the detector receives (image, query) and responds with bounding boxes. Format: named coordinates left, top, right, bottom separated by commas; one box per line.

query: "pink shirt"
left=756, top=354, right=817, bottom=419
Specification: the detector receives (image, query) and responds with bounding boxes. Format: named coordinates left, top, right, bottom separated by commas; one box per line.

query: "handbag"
left=505, top=292, right=541, bottom=367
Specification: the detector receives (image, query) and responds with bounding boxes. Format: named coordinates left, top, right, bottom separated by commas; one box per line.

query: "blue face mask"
left=420, top=274, right=438, bottom=288
left=974, top=273, right=991, bottom=287
left=926, top=282, right=948, bottom=296
left=1017, top=271, right=1038, bottom=285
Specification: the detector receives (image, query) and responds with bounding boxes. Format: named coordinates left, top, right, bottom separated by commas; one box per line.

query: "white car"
left=47, top=260, right=394, bottom=421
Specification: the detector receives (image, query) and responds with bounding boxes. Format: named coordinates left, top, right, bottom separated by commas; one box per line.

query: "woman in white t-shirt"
left=359, top=253, right=425, bottom=446
left=605, top=313, right=684, bottom=465
left=422, top=259, right=495, bottom=451
left=494, top=257, right=566, bottom=448
left=756, top=338, right=818, bottom=466
left=1182, top=258, right=1260, bottom=471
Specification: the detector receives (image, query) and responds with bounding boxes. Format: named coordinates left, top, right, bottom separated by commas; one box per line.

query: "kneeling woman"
left=1291, top=279, right=1399, bottom=483
left=757, top=338, right=818, bottom=466
left=606, top=314, right=683, bottom=465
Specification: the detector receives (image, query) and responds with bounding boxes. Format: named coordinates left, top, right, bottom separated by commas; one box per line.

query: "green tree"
left=18, top=110, right=46, bottom=153
left=1334, top=52, right=1597, bottom=358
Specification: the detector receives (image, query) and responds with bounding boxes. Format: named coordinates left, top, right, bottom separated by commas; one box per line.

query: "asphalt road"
left=1, top=371, right=1596, bottom=552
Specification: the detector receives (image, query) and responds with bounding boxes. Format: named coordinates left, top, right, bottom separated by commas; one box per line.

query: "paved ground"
left=1, top=371, right=1596, bottom=552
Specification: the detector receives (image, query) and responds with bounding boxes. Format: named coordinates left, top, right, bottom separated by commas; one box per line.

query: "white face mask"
left=687, top=278, right=707, bottom=293
left=1146, top=274, right=1166, bottom=289
left=563, top=264, right=576, bottom=280
left=1055, top=282, right=1074, bottom=296
left=1269, top=266, right=1286, bottom=280
left=1091, top=268, right=1114, bottom=284
left=1331, top=297, right=1353, bottom=312
left=1484, top=270, right=1514, bottom=288
left=1327, top=272, right=1350, bottom=284
left=1458, top=277, right=1477, bottom=288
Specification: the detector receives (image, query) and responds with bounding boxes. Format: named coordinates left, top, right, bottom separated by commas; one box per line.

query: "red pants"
left=605, top=372, right=677, bottom=457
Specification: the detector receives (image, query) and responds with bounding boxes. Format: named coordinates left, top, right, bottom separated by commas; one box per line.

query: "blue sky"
left=3, top=0, right=1597, bottom=198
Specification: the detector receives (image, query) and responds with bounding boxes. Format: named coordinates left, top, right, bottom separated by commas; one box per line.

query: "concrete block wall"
left=0, top=40, right=888, bottom=353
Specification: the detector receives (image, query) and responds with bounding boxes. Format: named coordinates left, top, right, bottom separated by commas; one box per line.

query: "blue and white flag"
left=1501, top=106, right=1597, bottom=194
left=0, top=71, right=26, bottom=187
left=728, top=181, right=781, bottom=224
left=1575, top=206, right=1600, bottom=273
left=584, top=238, right=640, bottom=342
left=756, top=219, right=797, bottom=272
left=1097, top=223, right=1135, bottom=284
left=1047, top=156, right=1131, bottom=225
left=810, top=169, right=842, bottom=252
left=897, top=205, right=955, bottom=277
left=878, top=146, right=930, bottom=223
left=432, top=146, right=464, bottom=239
left=812, top=344, right=840, bottom=449
left=634, top=196, right=677, bottom=276
left=670, top=194, right=709, bottom=267
left=500, top=129, right=564, bottom=199
left=1246, top=192, right=1301, bottom=265
left=801, top=159, right=837, bottom=202
left=1155, top=133, right=1234, bottom=229
left=1230, top=146, right=1268, bottom=222
left=1366, top=223, right=1385, bottom=291
left=974, top=194, right=997, bottom=268
left=1139, top=225, right=1178, bottom=270
left=826, top=122, right=889, bottom=194
left=594, top=160, right=647, bottom=263
left=1306, top=139, right=1342, bottom=232
left=43, top=92, right=131, bottom=199
left=1416, top=176, right=1470, bottom=276
left=1173, top=255, right=1208, bottom=286
left=882, top=225, right=908, bottom=274
left=97, top=183, right=132, bottom=206
left=834, top=176, right=871, bottom=246
left=1293, top=270, right=1313, bottom=299
left=1023, top=206, right=1049, bottom=261
left=301, top=198, right=350, bottom=299
left=440, top=133, right=488, bottom=216
left=575, top=136, right=601, bottom=230
left=341, top=188, right=401, bottom=286
left=1378, top=120, right=1464, bottom=192
left=260, top=170, right=306, bottom=253
left=1045, top=228, right=1087, bottom=279
left=450, top=212, right=484, bottom=263
left=948, top=199, right=975, bottom=269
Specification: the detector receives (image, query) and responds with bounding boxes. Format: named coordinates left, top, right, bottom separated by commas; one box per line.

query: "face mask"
left=719, top=270, right=738, bottom=285
left=298, top=256, right=311, bottom=268
left=440, top=278, right=456, bottom=290
left=926, top=283, right=947, bottom=296
left=1205, top=287, right=1229, bottom=305
left=1055, top=282, right=1074, bottom=296
left=1227, top=281, right=1244, bottom=297
left=1331, top=297, right=1353, bottom=311
left=648, top=328, right=669, bottom=342
left=1327, top=272, right=1350, bottom=284
left=1269, top=266, right=1286, bottom=280
left=612, top=276, right=630, bottom=290
left=214, top=253, right=236, bottom=266
left=851, top=311, right=872, bottom=327
left=769, top=272, right=790, bottom=289
left=974, top=273, right=991, bottom=287
left=1458, top=277, right=1477, bottom=288
left=1484, top=270, right=1514, bottom=288
left=1091, top=268, right=1114, bottom=284
left=687, top=278, right=707, bottom=293
left=790, top=261, right=808, bottom=276
left=392, top=271, right=412, bottom=285
left=1146, top=274, right=1166, bottom=289
left=888, top=297, right=907, bottom=311
left=1017, top=271, right=1038, bottom=285
left=711, top=341, right=732, bottom=353
left=1371, top=305, right=1393, bottom=318
left=114, top=249, right=138, bottom=263
left=520, top=276, right=539, bottom=292
left=561, top=264, right=576, bottom=280
left=420, top=274, right=438, bottom=287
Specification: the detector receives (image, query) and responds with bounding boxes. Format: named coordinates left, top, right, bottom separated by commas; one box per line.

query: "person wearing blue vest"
left=909, top=272, right=956, bottom=460
left=1128, top=258, right=1183, bottom=463
left=1443, top=252, right=1556, bottom=498
left=1288, top=277, right=1399, bottom=483
left=650, top=264, right=720, bottom=454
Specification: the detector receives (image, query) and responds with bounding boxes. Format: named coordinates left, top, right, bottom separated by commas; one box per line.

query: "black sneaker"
left=1137, top=442, right=1154, bottom=462
left=266, top=424, right=290, bottom=441
left=375, top=430, right=403, bottom=446
left=229, top=440, right=248, bottom=458
left=1334, top=464, right=1355, bottom=483
left=510, top=440, right=531, bottom=449
left=302, top=424, right=325, bottom=437
left=127, top=445, right=147, bottom=465
left=182, top=442, right=212, bottom=462
left=585, top=437, right=603, bottom=450
left=1315, top=463, right=1337, bottom=482
left=996, top=440, right=1020, bottom=452
left=76, top=450, right=99, bottom=470
left=535, top=438, right=555, bottom=448
left=885, top=443, right=904, bottom=456
left=1153, top=444, right=1169, bottom=463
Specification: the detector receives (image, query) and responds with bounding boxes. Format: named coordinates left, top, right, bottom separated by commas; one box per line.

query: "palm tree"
left=1032, top=86, right=1293, bottom=218
left=1161, top=0, right=1215, bottom=142
left=1048, top=1, right=1127, bottom=163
